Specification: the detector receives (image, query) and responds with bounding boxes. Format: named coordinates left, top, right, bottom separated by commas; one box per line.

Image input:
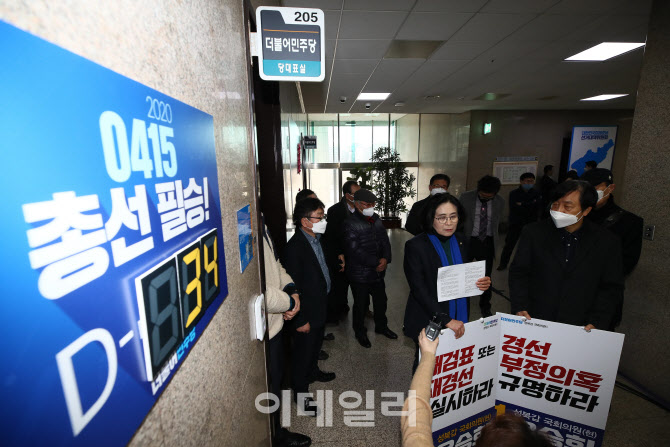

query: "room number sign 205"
left=135, top=229, right=219, bottom=381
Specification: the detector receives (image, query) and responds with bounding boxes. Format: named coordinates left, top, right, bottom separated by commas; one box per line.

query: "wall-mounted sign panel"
left=237, top=204, right=254, bottom=273
left=256, top=6, right=325, bottom=82
left=0, top=21, right=228, bottom=446
left=303, top=135, right=317, bottom=149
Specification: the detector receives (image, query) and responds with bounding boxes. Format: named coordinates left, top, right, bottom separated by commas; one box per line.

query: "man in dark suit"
left=510, top=180, right=624, bottom=330
left=459, top=175, right=505, bottom=317
left=498, top=172, right=541, bottom=270
left=405, top=173, right=450, bottom=236
left=582, top=168, right=643, bottom=330
left=282, top=198, right=336, bottom=414
left=323, top=180, right=360, bottom=322
left=539, top=164, right=557, bottom=218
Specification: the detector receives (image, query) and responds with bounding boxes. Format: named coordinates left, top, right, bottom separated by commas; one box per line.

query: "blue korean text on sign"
left=0, top=21, right=228, bottom=446
left=256, top=7, right=325, bottom=82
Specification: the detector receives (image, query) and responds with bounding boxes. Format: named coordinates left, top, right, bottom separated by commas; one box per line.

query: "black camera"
left=425, top=316, right=442, bottom=341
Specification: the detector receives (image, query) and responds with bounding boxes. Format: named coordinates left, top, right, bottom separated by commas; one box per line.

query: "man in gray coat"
left=459, top=175, right=504, bottom=317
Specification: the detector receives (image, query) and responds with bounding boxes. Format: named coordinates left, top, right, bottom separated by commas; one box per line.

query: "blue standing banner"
left=0, top=21, right=228, bottom=446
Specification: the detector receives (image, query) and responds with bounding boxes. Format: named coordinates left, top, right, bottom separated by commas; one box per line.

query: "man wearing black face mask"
left=459, top=175, right=504, bottom=317
left=509, top=180, right=624, bottom=330
left=498, top=173, right=541, bottom=271
left=324, top=181, right=360, bottom=322
left=582, top=168, right=642, bottom=330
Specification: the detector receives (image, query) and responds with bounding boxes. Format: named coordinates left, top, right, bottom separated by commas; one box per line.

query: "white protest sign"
left=496, top=314, right=624, bottom=447
left=428, top=315, right=500, bottom=446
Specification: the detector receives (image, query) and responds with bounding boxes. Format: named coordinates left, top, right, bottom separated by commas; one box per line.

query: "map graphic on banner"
left=568, top=126, right=618, bottom=176
left=429, top=314, right=623, bottom=447
left=0, top=21, right=228, bottom=446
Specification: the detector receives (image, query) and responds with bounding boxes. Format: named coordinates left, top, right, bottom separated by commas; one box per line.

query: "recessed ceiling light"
left=565, top=42, right=645, bottom=61
left=394, top=102, right=405, bottom=107
left=580, top=94, right=629, bottom=101
left=357, top=93, right=390, bottom=101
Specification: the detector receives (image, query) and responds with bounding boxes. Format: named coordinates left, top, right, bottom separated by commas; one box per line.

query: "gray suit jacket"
left=459, top=189, right=505, bottom=253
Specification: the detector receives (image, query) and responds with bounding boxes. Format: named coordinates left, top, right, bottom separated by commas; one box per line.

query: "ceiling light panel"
left=580, top=94, right=629, bottom=101
left=357, top=93, right=391, bottom=101
left=565, top=42, right=645, bottom=61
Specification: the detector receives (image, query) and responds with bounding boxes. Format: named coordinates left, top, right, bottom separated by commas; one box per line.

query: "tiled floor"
left=284, top=229, right=668, bottom=446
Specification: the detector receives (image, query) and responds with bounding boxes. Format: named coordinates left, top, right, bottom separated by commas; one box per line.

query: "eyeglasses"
left=306, top=214, right=327, bottom=222
left=434, top=214, right=458, bottom=224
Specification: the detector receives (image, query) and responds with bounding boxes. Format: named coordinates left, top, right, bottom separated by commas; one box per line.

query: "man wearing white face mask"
left=405, top=173, right=451, bottom=236
left=509, top=180, right=624, bottom=331
left=282, top=197, right=336, bottom=414
left=582, top=168, right=643, bottom=330
left=343, top=188, right=396, bottom=348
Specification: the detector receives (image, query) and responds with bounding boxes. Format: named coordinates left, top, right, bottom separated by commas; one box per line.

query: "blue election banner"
left=237, top=204, right=254, bottom=273
left=568, top=126, right=618, bottom=176
left=0, top=21, right=228, bottom=446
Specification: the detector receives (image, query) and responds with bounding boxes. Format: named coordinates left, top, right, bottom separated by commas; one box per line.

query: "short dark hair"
left=543, top=164, right=553, bottom=174
left=429, top=173, right=451, bottom=188
left=585, top=160, right=598, bottom=169
left=477, top=175, right=501, bottom=194
left=475, top=414, right=552, bottom=447
left=581, top=168, right=614, bottom=186
left=342, top=180, right=358, bottom=196
left=565, top=170, right=579, bottom=180
left=520, top=172, right=535, bottom=181
left=295, top=189, right=315, bottom=203
left=293, top=197, right=325, bottom=227
left=422, top=193, right=466, bottom=233
left=550, top=180, right=597, bottom=210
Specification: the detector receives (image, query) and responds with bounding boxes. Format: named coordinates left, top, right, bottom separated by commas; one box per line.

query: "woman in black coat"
left=403, top=193, right=491, bottom=370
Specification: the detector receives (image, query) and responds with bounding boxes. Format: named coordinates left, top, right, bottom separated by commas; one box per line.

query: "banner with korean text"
left=429, top=314, right=623, bottom=447
left=496, top=314, right=623, bottom=447
left=429, top=315, right=500, bottom=446
left=0, top=21, right=228, bottom=446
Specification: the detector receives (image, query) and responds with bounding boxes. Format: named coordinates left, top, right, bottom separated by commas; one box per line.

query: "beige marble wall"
left=618, top=0, right=670, bottom=406
left=417, top=113, right=471, bottom=199
left=467, top=109, right=634, bottom=222
left=1, top=1, right=270, bottom=445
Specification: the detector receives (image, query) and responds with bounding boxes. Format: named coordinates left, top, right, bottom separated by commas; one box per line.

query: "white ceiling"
left=276, top=0, right=652, bottom=114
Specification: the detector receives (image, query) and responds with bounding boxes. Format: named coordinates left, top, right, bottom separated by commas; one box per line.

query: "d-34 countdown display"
left=0, top=21, right=228, bottom=446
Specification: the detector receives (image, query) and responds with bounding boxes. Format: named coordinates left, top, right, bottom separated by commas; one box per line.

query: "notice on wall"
left=256, top=6, right=325, bottom=82
left=0, top=21, right=228, bottom=446
left=429, top=314, right=623, bottom=447
left=428, top=316, right=500, bottom=446
left=437, top=261, right=486, bottom=302
left=568, top=126, right=618, bottom=176
left=493, top=161, right=538, bottom=185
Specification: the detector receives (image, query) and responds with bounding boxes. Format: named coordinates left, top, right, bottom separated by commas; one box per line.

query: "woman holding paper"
left=403, top=193, right=491, bottom=371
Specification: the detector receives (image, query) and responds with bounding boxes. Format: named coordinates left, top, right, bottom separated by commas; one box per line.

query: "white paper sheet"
left=437, top=260, right=486, bottom=302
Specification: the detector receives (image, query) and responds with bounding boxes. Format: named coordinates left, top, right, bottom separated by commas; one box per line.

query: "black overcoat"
left=509, top=219, right=624, bottom=329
